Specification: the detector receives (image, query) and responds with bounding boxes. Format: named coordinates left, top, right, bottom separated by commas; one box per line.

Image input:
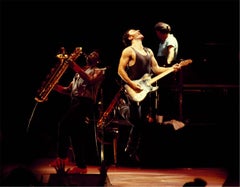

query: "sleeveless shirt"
left=127, top=47, right=152, bottom=80
left=71, top=67, right=105, bottom=103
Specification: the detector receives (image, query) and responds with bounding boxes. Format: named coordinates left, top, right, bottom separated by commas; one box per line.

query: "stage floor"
left=1, top=119, right=239, bottom=186
left=1, top=158, right=236, bottom=186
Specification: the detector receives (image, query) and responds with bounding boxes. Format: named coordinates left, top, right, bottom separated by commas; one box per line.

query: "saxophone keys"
left=56, top=54, right=68, bottom=59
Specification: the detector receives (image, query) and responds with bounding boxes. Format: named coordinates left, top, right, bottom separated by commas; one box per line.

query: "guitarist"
left=154, top=21, right=180, bottom=124
left=117, top=29, right=181, bottom=163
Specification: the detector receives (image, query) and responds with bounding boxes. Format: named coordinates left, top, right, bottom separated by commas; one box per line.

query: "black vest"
left=127, top=47, right=151, bottom=80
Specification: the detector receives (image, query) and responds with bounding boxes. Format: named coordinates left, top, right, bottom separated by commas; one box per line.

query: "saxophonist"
left=49, top=49, right=106, bottom=174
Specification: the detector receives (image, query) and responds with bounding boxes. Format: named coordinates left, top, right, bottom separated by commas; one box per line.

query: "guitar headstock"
left=179, top=59, right=192, bottom=67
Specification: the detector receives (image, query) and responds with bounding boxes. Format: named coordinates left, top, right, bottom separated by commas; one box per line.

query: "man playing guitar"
left=117, top=29, right=181, bottom=163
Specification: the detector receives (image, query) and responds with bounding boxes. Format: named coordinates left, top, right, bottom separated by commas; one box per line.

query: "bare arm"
left=118, top=47, right=132, bottom=84
left=166, top=46, right=175, bottom=65
left=149, top=48, right=180, bottom=74
left=148, top=48, right=169, bottom=74
left=53, top=82, right=72, bottom=95
left=68, top=61, right=104, bottom=84
left=118, top=47, right=142, bottom=92
left=68, top=61, right=91, bottom=81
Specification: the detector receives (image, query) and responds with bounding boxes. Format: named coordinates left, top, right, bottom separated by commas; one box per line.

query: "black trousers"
left=125, top=95, right=152, bottom=156
left=156, top=73, right=180, bottom=120
left=57, top=97, right=94, bottom=168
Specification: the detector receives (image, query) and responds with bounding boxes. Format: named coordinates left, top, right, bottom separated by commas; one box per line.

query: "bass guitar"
left=124, top=59, right=192, bottom=102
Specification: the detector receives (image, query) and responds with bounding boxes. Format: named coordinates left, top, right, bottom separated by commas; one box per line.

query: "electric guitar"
left=124, top=59, right=192, bottom=102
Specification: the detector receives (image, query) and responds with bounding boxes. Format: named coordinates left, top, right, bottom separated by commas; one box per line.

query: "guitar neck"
left=149, top=67, right=174, bottom=85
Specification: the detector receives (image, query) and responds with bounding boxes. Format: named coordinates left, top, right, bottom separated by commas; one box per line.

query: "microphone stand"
left=26, top=101, right=39, bottom=133
left=96, top=87, right=105, bottom=164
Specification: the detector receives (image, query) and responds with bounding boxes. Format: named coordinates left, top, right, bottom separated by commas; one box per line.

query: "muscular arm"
left=118, top=47, right=142, bottom=92
left=149, top=48, right=180, bottom=74
left=68, top=61, right=92, bottom=81
left=68, top=61, right=104, bottom=84
left=54, top=82, right=72, bottom=95
left=118, top=47, right=132, bottom=85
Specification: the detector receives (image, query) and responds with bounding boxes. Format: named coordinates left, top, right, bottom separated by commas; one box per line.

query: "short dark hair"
left=154, top=22, right=171, bottom=34
left=122, top=29, right=132, bottom=47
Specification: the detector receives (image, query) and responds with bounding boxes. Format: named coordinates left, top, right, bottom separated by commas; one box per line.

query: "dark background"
left=1, top=0, right=239, bottom=171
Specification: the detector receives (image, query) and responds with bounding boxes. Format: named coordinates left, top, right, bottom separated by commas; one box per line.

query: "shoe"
left=68, top=166, right=87, bottom=174
left=49, top=157, right=69, bottom=167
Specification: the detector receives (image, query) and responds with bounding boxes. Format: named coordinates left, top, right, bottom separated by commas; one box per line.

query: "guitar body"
left=124, top=73, right=158, bottom=102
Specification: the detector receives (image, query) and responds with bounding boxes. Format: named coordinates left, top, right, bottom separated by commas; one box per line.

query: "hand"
left=131, top=82, right=143, bottom=93
left=172, top=63, right=181, bottom=72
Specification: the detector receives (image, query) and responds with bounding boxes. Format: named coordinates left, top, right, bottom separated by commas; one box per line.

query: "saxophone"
left=97, top=88, right=123, bottom=128
left=35, top=47, right=83, bottom=102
